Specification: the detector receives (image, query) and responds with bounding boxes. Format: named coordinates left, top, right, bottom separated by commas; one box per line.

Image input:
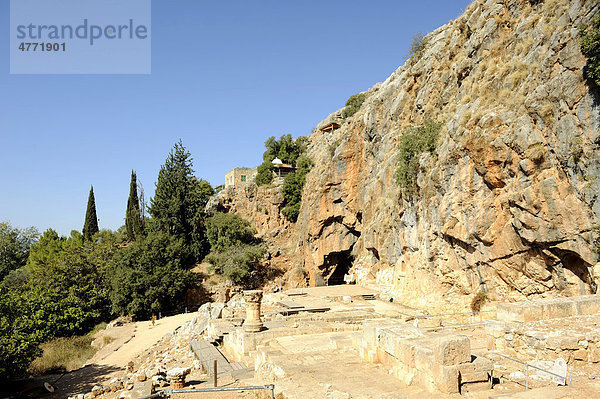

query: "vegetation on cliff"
left=255, top=134, right=308, bottom=186
left=395, top=120, right=442, bottom=196
left=282, top=155, right=314, bottom=221
left=580, top=13, right=600, bottom=87
left=405, top=32, right=428, bottom=62
left=342, top=93, right=366, bottom=119
left=205, top=213, right=266, bottom=284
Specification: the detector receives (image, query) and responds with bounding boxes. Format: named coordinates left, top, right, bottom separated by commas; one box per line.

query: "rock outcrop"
left=219, top=0, right=600, bottom=308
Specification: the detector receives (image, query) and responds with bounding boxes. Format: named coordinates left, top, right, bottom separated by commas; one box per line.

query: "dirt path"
left=93, top=312, right=197, bottom=368
left=18, top=313, right=200, bottom=398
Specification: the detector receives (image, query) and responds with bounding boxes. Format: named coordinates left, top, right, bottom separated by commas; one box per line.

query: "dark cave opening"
left=550, top=248, right=596, bottom=294
left=323, top=249, right=354, bottom=285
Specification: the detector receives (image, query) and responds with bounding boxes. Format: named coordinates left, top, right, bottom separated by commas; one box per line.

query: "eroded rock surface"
left=218, top=0, right=600, bottom=308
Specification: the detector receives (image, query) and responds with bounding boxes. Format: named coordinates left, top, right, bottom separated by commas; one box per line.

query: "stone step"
left=278, top=300, right=305, bottom=309
left=190, top=340, right=234, bottom=377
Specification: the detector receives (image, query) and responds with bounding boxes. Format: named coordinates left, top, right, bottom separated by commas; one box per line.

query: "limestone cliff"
left=217, top=0, right=600, bottom=307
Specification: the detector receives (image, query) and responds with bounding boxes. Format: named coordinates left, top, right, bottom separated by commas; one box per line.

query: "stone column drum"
left=243, top=290, right=263, bottom=332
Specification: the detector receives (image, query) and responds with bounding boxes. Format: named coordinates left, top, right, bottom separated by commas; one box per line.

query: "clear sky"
left=0, top=0, right=473, bottom=236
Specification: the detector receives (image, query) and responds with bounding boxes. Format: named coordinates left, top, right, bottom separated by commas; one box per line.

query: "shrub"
left=281, top=155, right=313, bottom=222
left=206, top=213, right=257, bottom=252
left=526, top=143, right=546, bottom=164
left=205, top=213, right=266, bottom=285
left=470, top=291, right=488, bottom=312
left=342, top=93, right=366, bottom=119
left=255, top=135, right=308, bottom=186
left=206, top=244, right=266, bottom=285
left=405, top=32, right=428, bottom=62
left=580, top=14, right=600, bottom=87
left=255, top=161, right=274, bottom=186
left=395, top=120, right=442, bottom=196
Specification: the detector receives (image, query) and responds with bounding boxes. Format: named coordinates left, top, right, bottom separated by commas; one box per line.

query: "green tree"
left=1, top=229, right=120, bottom=380
left=107, top=231, right=195, bottom=319
left=26, top=228, right=64, bottom=273
left=125, top=170, right=144, bottom=241
left=263, top=134, right=308, bottom=164
left=0, top=286, right=43, bottom=381
left=395, top=120, right=442, bottom=196
left=22, top=230, right=115, bottom=339
left=255, top=161, right=274, bottom=186
left=205, top=213, right=266, bottom=285
left=206, top=244, right=266, bottom=284
left=281, top=155, right=314, bottom=222
left=0, top=222, right=38, bottom=281
left=342, top=93, right=366, bottom=119
left=149, top=141, right=214, bottom=260
left=405, top=32, right=428, bottom=62
left=82, top=186, right=99, bottom=242
left=255, top=135, right=308, bottom=186
left=581, top=14, right=600, bottom=87
left=206, top=213, right=257, bottom=251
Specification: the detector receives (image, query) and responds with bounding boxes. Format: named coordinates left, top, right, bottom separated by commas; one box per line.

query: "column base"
left=243, top=321, right=264, bottom=333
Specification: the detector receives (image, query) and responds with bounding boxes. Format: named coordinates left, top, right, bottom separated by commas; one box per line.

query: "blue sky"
left=0, top=0, right=473, bottom=235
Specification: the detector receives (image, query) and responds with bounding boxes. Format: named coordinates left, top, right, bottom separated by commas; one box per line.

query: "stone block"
left=497, top=303, right=525, bottom=323
left=573, top=349, right=587, bottom=361
left=413, top=346, right=434, bottom=371
left=457, top=355, right=492, bottom=384
left=433, top=364, right=459, bottom=394
left=522, top=303, right=544, bottom=322
left=461, top=380, right=492, bottom=392
left=589, top=346, right=600, bottom=363
left=130, top=382, right=152, bottom=399
left=433, top=334, right=471, bottom=366
left=398, top=340, right=416, bottom=368
left=575, top=296, right=600, bottom=315
left=379, top=329, right=397, bottom=357
left=484, top=320, right=506, bottom=338
left=542, top=301, right=576, bottom=320
left=560, top=337, right=579, bottom=350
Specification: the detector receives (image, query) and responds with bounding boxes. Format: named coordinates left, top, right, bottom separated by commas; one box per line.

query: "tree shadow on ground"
left=0, top=364, right=123, bottom=399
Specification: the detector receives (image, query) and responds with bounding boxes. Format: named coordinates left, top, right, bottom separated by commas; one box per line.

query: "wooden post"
left=213, top=359, right=217, bottom=387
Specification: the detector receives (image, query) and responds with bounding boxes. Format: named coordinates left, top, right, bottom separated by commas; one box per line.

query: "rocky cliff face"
left=218, top=0, right=600, bottom=308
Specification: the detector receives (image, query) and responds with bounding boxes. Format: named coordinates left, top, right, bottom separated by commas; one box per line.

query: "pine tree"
left=125, top=170, right=144, bottom=241
left=83, top=186, right=99, bottom=242
left=149, top=140, right=214, bottom=260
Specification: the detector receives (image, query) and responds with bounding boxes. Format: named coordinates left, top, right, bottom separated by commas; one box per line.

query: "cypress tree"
left=83, top=186, right=99, bottom=242
left=149, top=140, right=214, bottom=260
left=125, top=170, right=144, bottom=241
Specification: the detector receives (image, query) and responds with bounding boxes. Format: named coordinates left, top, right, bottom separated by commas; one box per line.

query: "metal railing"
left=490, top=350, right=571, bottom=391
left=140, top=384, right=275, bottom=398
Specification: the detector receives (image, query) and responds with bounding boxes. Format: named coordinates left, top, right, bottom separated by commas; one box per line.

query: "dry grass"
left=471, top=291, right=488, bottom=312
left=544, top=0, right=566, bottom=16
left=515, top=37, right=533, bottom=56
left=459, top=110, right=472, bottom=126
left=28, top=322, right=110, bottom=375
left=526, top=143, right=546, bottom=164
left=28, top=335, right=98, bottom=375
left=540, top=102, right=554, bottom=124
left=507, top=60, right=528, bottom=88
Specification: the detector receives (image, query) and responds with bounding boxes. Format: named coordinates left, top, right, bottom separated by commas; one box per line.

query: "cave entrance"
left=323, top=249, right=354, bottom=285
